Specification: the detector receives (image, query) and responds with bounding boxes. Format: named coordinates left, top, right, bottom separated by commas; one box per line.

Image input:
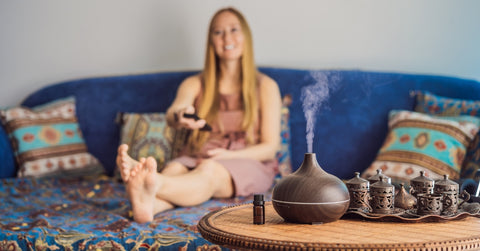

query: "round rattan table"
left=198, top=202, right=480, bottom=251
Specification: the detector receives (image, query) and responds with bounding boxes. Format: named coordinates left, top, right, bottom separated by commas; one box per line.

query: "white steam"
left=301, top=71, right=340, bottom=153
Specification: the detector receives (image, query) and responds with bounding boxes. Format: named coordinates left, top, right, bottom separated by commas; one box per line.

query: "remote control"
left=183, top=113, right=212, bottom=131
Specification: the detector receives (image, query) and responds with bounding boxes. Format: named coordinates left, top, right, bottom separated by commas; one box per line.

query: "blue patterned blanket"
left=0, top=175, right=254, bottom=250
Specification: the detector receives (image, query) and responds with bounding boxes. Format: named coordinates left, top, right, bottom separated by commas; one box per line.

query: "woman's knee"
left=196, top=160, right=231, bottom=183
left=196, top=160, right=223, bottom=175
left=196, top=160, right=234, bottom=197
left=162, top=161, right=188, bottom=176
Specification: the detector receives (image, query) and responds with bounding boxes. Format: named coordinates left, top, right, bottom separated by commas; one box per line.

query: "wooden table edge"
left=198, top=203, right=480, bottom=251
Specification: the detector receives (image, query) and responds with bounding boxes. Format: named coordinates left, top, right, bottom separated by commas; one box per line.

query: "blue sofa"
left=1, top=67, right=480, bottom=250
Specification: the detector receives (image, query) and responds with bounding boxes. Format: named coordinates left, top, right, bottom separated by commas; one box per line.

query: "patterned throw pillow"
left=0, top=97, right=102, bottom=178
left=361, top=110, right=480, bottom=183
left=118, top=113, right=176, bottom=172
left=415, top=91, right=480, bottom=178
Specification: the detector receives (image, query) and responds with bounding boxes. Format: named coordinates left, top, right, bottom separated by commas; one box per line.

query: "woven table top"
left=198, top=202, right=480, bottom=251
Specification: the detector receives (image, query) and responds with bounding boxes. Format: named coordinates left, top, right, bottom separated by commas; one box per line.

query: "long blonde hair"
left=189, top=7, right=258, bottom=151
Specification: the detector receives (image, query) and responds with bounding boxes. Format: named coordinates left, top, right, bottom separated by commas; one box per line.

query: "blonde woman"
left=116, top=7, right=281, bottom=223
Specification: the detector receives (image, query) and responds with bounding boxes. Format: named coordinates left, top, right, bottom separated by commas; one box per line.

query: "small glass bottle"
left=253, top=194, right=265, bottom=225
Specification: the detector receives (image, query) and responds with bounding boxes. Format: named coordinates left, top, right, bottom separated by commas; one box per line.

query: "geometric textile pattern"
left=0, top=97, right=101, bottom=177
left=415, top=91, right=480, bottom=179
left=118, top=113, right=176, bottom=171
left=362, top=110, right=480, bottom=183
left=0, top=175, right=241, bottom=250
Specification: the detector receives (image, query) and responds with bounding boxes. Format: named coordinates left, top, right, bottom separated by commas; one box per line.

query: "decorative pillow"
left=415, top=91, right=480, bottom=178
left=118, top=112, right=176, bottom=172
left=0, top=97, right=102, bottom=178
left=361, top=110, right=480, bottom=183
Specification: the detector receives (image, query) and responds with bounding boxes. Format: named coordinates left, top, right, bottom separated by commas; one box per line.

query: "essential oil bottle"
left=253, top=194, right=265, bottom=225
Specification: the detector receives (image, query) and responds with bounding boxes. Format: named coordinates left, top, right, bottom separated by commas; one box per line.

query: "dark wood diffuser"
left=272, top=153, right=350, bottom=224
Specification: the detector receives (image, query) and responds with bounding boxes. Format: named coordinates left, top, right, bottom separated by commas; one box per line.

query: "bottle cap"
left=253, top=194, right=264, bottom=205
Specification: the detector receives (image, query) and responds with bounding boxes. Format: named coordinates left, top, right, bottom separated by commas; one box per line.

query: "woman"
left=116, top=7, right=281, bottom=223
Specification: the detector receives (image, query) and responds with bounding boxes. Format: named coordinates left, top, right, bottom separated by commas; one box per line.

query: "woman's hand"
left=174, top=105, right=207, bottom=130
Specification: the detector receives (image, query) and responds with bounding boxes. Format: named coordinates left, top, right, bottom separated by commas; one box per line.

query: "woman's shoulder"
left=181, top=73, right=203, bottom=87
left=174, top=73, right=203, bottom=100
left=257, top=72, right=279, bottom=93
left=179, top=73, right=203, bottom=93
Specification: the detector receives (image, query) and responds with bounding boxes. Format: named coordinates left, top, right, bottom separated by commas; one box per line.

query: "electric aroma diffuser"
left=272, top=153, right=350, bottom=224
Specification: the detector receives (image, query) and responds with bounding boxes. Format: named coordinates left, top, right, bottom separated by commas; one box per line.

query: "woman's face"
left=210, top=11, right=245, bottom=61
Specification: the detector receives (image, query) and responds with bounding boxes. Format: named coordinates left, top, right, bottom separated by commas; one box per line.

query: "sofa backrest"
left=1, top=67, right=479, bottom=179
left=0, top=125, right=15, bottom=178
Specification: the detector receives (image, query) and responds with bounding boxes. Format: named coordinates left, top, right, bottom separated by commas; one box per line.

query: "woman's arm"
left=208, top=74, right=282, bottom=161
left=166, top=75, right=206, bottom=130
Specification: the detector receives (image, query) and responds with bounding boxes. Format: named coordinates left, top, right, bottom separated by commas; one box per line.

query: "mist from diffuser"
left=301, top=71, right=339, bottom=153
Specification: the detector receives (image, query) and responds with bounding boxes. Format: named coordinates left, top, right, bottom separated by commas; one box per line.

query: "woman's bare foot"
left=116, top=144, right=140, bottom=182
left=127, top=157, right=161, bottom=223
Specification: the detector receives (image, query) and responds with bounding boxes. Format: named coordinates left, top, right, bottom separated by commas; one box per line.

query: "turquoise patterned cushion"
left=415, top=91, right=480, bottom=178
left=118, top=112, right=176, bottom=172
left=362, top=110, right=480, bottom=183
left=0, top=97, right=102, bottom=178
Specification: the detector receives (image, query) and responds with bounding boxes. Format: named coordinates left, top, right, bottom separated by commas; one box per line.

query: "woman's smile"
left=224, top=45, right=235, bottom=50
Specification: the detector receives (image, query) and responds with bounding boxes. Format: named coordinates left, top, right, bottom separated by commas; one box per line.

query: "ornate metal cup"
left=410, top=171, right=434, bottom=196
left=367, top=169, right=391, bottom=185
left=434, top=174, right=471, bottom=215
left=417, top=193, right=443, bottom=215
left=434, top=175, right=459, bottom=215
left=346, top=172, right=371, bottom=212
left=370, top=176, right=395, bottom=214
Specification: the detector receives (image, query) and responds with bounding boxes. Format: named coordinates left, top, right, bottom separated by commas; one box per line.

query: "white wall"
left=1, top=0, right=479, bottom=107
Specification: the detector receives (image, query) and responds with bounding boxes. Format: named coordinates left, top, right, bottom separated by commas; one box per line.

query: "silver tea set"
left=346, top=170, right=470, bottom=216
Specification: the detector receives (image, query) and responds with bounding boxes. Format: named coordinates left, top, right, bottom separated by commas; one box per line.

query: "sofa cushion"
left=0, top=175, right=248, bottom=250
left=0, top=97, right=103, bottom=178
left=117, top=112, right=176, bottom=172
left=361, top=110, right=480, bottom=183
left=415, top=91, right=480, bottom=179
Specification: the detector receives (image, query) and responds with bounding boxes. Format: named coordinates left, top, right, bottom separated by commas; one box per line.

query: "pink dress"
left=171, top=81, right=278, bottom=197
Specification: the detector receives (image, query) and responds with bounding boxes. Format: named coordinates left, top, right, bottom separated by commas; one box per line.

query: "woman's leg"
left=126, top=157, right=234, bottom=223
left=155, top=159, right=234, bottom=206
left=161, top=161, right=189, bottom=176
